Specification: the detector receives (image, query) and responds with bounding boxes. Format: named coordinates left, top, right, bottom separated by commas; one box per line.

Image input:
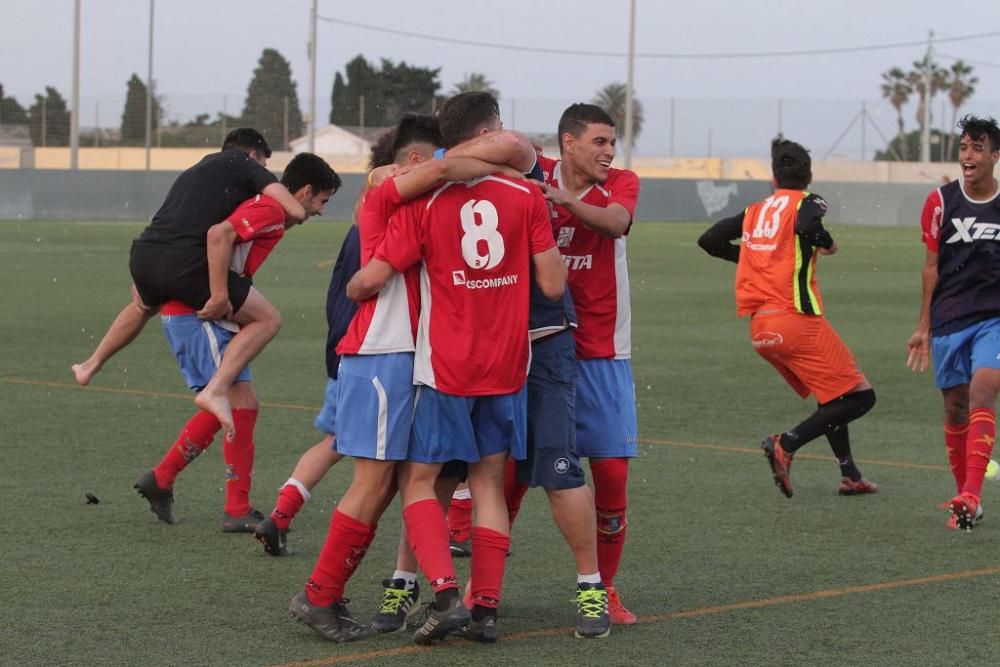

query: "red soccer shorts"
left=749, top=311, right=865, bottom=404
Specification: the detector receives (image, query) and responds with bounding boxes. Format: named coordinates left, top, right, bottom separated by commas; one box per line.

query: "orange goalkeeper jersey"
left=735, top=189, right=824, bottom=317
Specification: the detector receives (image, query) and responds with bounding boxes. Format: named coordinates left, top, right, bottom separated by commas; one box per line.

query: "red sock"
left=962, top=408, right=995, bottom=500
left=504, top=457, right=530, bottom=527
left=153, top=411, right=220, bottom=489
left=591, top=457, right=629, bottom=585
left=944, top=421, right=970, bottom=494
left=222, top=408, right=257, bottom=517
left=447, top=497, right=473, bottom=543
left=403, top=498, right=457, bottom=593
left=306, top=510, right=376, bottom=606
left=272, top=483, right=306, bottom=532
left=469, top=527, right=510, bottom=609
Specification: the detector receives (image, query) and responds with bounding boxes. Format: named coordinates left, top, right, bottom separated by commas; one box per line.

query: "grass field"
left=2, top=219, right=999, bottom=666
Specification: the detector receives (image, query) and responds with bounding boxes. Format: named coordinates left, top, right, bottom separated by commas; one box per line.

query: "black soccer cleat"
left=412, top=594, right=471, bottom=645
left=371, top=578, right=421, bottom=633
left=456, top=615, right=498, bottom=644
left=288, top=591, right=374, bottom=643
left=134, top=470, right=176, bottom=524
left=222, top=508, right=265, bottom=533
left=254, top=516, right=290, bottom=556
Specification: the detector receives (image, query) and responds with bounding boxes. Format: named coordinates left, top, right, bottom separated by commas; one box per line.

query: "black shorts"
left=129, top=241, right=253, bottom=313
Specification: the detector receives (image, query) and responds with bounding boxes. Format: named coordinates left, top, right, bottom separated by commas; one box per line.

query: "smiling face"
left=287, top=186, right=334, bottom=227
left=564, top=122, right=616, bottom=183
left=958, top=131, right=999, bottom=189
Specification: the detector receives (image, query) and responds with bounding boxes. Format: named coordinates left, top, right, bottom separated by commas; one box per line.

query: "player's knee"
left=596, top=508, right=627, bottom=538
left=855, top=387, right=876, bottom=415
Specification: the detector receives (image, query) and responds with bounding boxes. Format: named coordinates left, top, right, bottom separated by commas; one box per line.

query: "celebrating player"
left=134, top=153, right=340, bottom=529
left=523, top=103, right=640, bottom=625
left=906, top=115, right=1000, bottom=530
left=698, top=138, right=878, bottom=498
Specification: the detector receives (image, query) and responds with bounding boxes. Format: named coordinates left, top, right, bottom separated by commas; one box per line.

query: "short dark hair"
left=958, top=115, right=1000, bottom=152
left=368, top=128, right=398, bottom=170
left=557, top=103, right=615, bottom=152
left=391, top=113, right=443, bottom=162
left=436, top=92, right=500, bottom=148
left=771, top=137, right=811, bottom=190
left=281, top=152, right=341, bottom=195
left=222, top=128, right=271, bottom=158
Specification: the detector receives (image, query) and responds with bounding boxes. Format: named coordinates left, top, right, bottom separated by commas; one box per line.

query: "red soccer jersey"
left=161, top=194, right=286, bottom=316
left=374, top=175, right=556, bottom=396
left=920, top=188, right=945, bottom=253
left=337, top=179, right=421, bottom=355
left=539, top=155, right=639, bottom=359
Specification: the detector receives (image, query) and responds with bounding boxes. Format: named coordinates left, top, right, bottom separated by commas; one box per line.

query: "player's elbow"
left=498, top=130, right=535, bottom=173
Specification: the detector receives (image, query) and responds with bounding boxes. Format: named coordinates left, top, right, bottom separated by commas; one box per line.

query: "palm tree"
left=880, top=67, right=912, bottom=160
left=944, top=60, right=978, bottom=159
left=450, top=72, right=500, bottom=100
left=592, top=82, right=643, bottom=146
left=907, top=57, right=949, bottom=140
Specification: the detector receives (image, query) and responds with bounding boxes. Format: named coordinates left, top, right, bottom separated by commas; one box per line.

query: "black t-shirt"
left=325, top=225, right=362, bottom=379
left=135, top=149, right=277, bottom=249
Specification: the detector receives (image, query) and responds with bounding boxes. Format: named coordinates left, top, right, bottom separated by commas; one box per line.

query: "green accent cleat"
left=371, top=579, right=420, bottom=633
left=574, top=582, right=611, bottom=639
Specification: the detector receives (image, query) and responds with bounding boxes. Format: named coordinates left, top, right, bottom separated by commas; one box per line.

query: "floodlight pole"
left=920, top=30, right=933, bottom=163
left=145, top=0, right=155, bottom=172
left=70, top=0, right=80, bottom=170
left=623, top=0, right=636, bottom=168
left=308, top=0, right=317, bottom=153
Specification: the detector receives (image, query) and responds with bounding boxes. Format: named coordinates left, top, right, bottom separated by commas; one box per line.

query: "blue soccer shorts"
left=409, top=385, right=528, bottom=464
left=333, top=352, right=414, bottom=461
left=576, top=358, right=639, bottom=458
left=313, top=377, right=339, bottom=436
left=161, top=314, right=251, bottom=391
left=516, top=330, right=586, bottom=490
left=932, top=317, right=1000, bottom=389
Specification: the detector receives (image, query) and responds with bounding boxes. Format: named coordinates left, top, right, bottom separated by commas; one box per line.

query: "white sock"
left=283, top=478, right=311, bottom=502
left=393, top=570, right=418, bottom=590
left=452, top=487, right=472, bottom=501
left=577, top=572, right=602, bottom=585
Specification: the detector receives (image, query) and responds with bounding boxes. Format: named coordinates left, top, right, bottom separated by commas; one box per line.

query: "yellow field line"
left=270, top=566, right=1000, bottom=667
left=2, top=377, right=949, bottom=471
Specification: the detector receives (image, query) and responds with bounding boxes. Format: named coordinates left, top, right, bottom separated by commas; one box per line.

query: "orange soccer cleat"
left=761, top=435, right=794, bottom=498
left=947, top=493, right=984, bottom=531
left=838, top=477, right=879, bottom=496
left=606, top=585, right=637, bottom=625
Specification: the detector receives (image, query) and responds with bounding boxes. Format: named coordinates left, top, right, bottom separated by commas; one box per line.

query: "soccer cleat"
left=449, top=538, right=472, bottom=558
left=761, top=435, right=794, bottom=498
left=605, top=585, right=637, bottom=625
left=134, top=470, right=176, bottom=524
left=574, top=582, right=611, bottom=639
left=254, top=516, right=289, bottom=556
left=371, top=579, right=421, bottom=633
left=288, top=591, right=374, bottom=643
left=222, top=508, right=265, bottom=533
left=838, top=477, right=879, bottom=496
left=947, top=494, right=983, bottom=531
left=456, top=615, right=498, bottom=643
left=945, top=503, right=984, bottom=530
left=412, top=593, right=471, bottom=645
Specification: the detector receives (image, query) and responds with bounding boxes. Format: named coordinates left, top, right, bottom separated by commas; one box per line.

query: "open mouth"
left=962, top=162, right=977, bottom=178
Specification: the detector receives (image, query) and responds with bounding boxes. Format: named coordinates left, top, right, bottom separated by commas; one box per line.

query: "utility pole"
left=920, top=30, right=933, bottom=163
left=70, top=0, right=80, bottom=169
left=623, top=0, right=636, bottom=168
left=308, top=0, right=317, bottom=153
left=145, top=0, right=155, bottom=172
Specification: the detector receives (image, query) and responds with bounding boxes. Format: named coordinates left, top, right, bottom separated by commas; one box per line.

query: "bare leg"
left=337, top=459, right=398, bottom=525
left=194, top=287, right=281, bottom=438
left=467, top=453, right=510, bottom=535
left=288, top=436, right=344, bottom=490
left=545, top=485, right=599, bottom=575
left=73, top=286, right=155, bottom=385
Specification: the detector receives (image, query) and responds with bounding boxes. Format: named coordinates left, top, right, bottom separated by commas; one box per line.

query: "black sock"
left=781, top=389, right=876, bottom=454
left=826, top=425, right=862, bottom=480
left=471, top=604, right=497, bottom=622
left=433, top=587, right=459, bottom=611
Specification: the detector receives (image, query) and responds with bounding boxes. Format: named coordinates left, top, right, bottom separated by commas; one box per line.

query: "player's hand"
left=906, top=329, right=930, bottom=372
left=497, top=165, right=525, bottom=180
left=367, top=165, right=406, bottom=188
left=817, top=241, right=838, bottom=256
left=538, top=182, right=573, bottom=207
left=197, top=295, right=233, bottom=321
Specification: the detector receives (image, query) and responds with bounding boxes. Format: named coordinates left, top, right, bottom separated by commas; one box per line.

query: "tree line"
left=0, top=49, right=644, bottom=152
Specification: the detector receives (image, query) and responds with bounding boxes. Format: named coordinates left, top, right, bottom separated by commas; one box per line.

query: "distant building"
left=289, top=124, right=391, bottom=156
left=0, top=124, right=31, bottom=147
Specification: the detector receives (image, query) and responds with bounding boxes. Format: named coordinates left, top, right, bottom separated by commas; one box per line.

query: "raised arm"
left=262, top=182, right=306, bottom=222
left=445, top=130, right=537, bottom=174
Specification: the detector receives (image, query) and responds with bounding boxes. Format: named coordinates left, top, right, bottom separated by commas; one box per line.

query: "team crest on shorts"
left=554, top=457, right=570, bottom=474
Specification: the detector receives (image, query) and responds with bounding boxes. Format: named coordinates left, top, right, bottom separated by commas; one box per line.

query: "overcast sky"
left=3, top=0, right=999, bottom=158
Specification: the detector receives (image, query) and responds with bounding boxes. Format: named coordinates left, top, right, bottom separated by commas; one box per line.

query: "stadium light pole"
left=145, top=0, right=155, bottom=172
left=623, top=0, right=636, bottom=168
left=70, top=0, right=80, bottom=170
left=308, top=0, right=317, bottom=153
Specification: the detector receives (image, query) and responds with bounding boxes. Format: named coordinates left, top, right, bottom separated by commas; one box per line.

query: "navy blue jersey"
left=325, top=225, right=362, bottom=378
left=925, top=180, right=1000, bottom=336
